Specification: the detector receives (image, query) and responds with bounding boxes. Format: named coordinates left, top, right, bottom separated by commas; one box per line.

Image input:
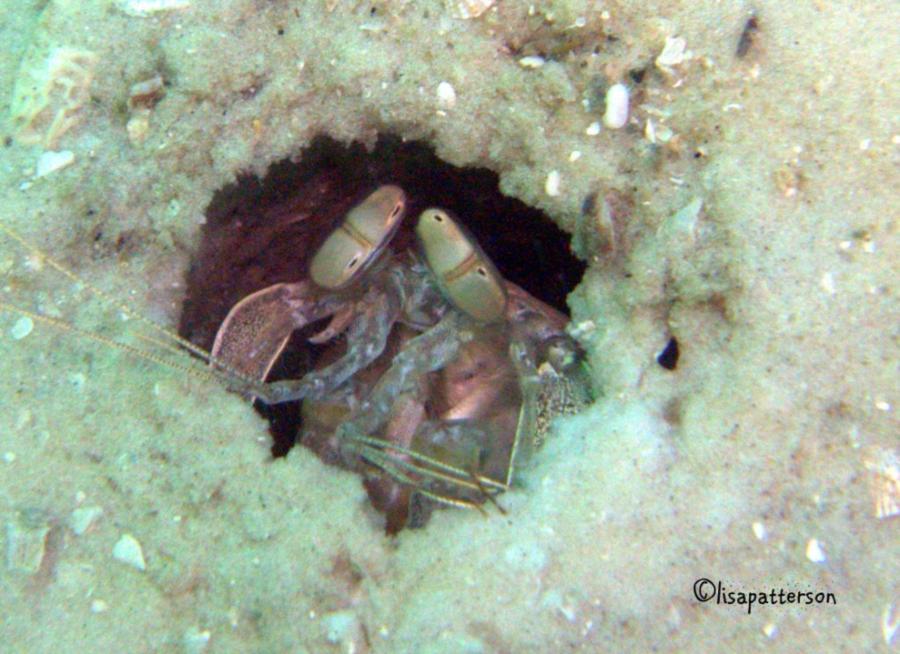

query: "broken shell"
left=69, top=505, right=103, bottom=535
left=126, top=112, right=151, bottom=145
left=11, top=47, right=98, bottom=147
left=5, top=510, right=51, bottom=574
left=456, top=0, right=494, bottom=19
left=128, top=75, right=165, bottom=110
left=864, top=448, right=900, bottom=519
left=35, top=150, right=75, bottom=178
left=545, top=170, right=561, bottom=197
left=656, top=36, right=688, bottom=69
left=118, top=0, right=191, bottom=16
left=436, top=81, right=457, bottom=109
left=112, top=533, right=146, bottom=571
left=519, top=56, right=545, bottom=69
left=805, top=538, right=826, bottom=563
left=10, top=316, right=34, bottom=340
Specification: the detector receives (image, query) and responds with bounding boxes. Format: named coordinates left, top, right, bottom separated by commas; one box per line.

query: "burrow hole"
left=179, top=135, right=585, bottom=457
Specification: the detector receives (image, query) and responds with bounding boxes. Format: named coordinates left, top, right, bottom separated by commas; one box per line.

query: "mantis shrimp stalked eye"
left=309, top=184, right=407, bottom=290
left=210, top=184, right=428, bottom=397
left=415, top=208, right=507, bottom=323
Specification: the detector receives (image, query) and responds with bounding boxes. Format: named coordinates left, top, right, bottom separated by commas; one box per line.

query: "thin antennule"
left=0, top=300, right=220, bottom=384
left=0, top=222, right=267, bottom=396
left=0, top=222, right=212, bottom=362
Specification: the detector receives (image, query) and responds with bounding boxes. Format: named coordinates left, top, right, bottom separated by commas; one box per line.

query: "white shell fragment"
left=884, top=604, right=900, bottom=646
left=519, top=56, right=546, bottom=69
left=118, top=0, right=191, bottom=16
left=602, top=83, right=629, bottom=129
left=126, top=113, right=151, bottom=145
left=545, top=170, right=561, bottom=197
left=69, top=506, right=103, bottom=535
left=5, top=512, right=51, bottom=574
left=659, top=197, right=702, bottom=243
left=456, top=0, right=493, bottom=19
left=113, top=533, right=146, bottom=571
left=656, top=36, right=688, bottom=68
left=752, top=521, right=767, bottom=541
left=35, top=150, right=74, bottom=177
left=645, top=118, right=673, bottom=144
left=805, top=538, right=826, bottom=563
left=436, top=81, right=456, bottom=109
left=10, top=316, right=34, bottom=340
left=323, top=610, right=367, bottom=651
left=864, top=448, right=900, bottom=519
left=128, top=75, right=165, bottom=110
left=90, top=599, right=108, bottom=613
left=183, top=626, right=212, bottom=653
left=585, top=121, right=601, bottom=136
left=11, top=48, right=98, bottom=147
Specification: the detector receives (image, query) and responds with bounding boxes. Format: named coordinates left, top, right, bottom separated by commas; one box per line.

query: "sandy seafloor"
left=0, top=1, right=897, bottom=652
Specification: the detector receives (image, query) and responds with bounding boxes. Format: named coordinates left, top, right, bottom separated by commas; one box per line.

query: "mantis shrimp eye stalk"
left=309, top=184, right=408, bottom=290
left=415, top=207, right=507, bottom=323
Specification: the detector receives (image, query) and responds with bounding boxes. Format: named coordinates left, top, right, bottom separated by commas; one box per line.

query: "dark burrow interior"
left=178, top=135, right=586, bottom=464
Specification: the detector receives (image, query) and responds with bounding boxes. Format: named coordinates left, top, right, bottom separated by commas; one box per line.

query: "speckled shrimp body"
left=211, top=189, right=591, bottom=519
left=332, top=225, right=590, bottom=511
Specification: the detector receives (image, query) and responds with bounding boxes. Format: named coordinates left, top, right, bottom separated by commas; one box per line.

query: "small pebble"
left=183, top=626, right=212, bottom=653
left=884, top=604, right=899, bottom=645
left=752, top=521, right=767, bottom=540
left=322, top=609, right=365, bottom=651
left=10, top=316, right=34, bottom=340
left=436, top=81, right=456, bottom=109
left=113, top=533, right=146, bottom=571
left=585, top=121, right=601, bottom=136
left=805, top=538, right=826, bottom=563
left=35, top=150, right=75, bottom=178
left=519, top=56, right=545, bottom=68
left=70, top=506, right=103, bottom=536
left=5, top=512, right=50, bottom=574
left=457, top=0, right=494, bottom=19
left=90, top=599, right=108, bottom=613
left=602, top=83, right=629, bottom=129
left=656, top=36, right=688, bottom=68
left=118, top=0, right=191, bottom=16
left=663, top=197, right=703, bottom=240
left=545, top=170, right=561, bottom=197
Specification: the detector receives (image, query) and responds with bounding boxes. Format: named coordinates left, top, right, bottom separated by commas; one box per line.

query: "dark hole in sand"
left=178, top=134, right=585, bottom=458
left=657, top=337, right=679, bottom=370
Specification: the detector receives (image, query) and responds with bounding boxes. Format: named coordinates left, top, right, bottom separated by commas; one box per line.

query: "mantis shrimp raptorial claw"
left=210, top=191, right=592, bottom=528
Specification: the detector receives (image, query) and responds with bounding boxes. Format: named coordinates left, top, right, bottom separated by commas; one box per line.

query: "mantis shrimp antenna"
left=0, top=220, right=268, bottom=394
